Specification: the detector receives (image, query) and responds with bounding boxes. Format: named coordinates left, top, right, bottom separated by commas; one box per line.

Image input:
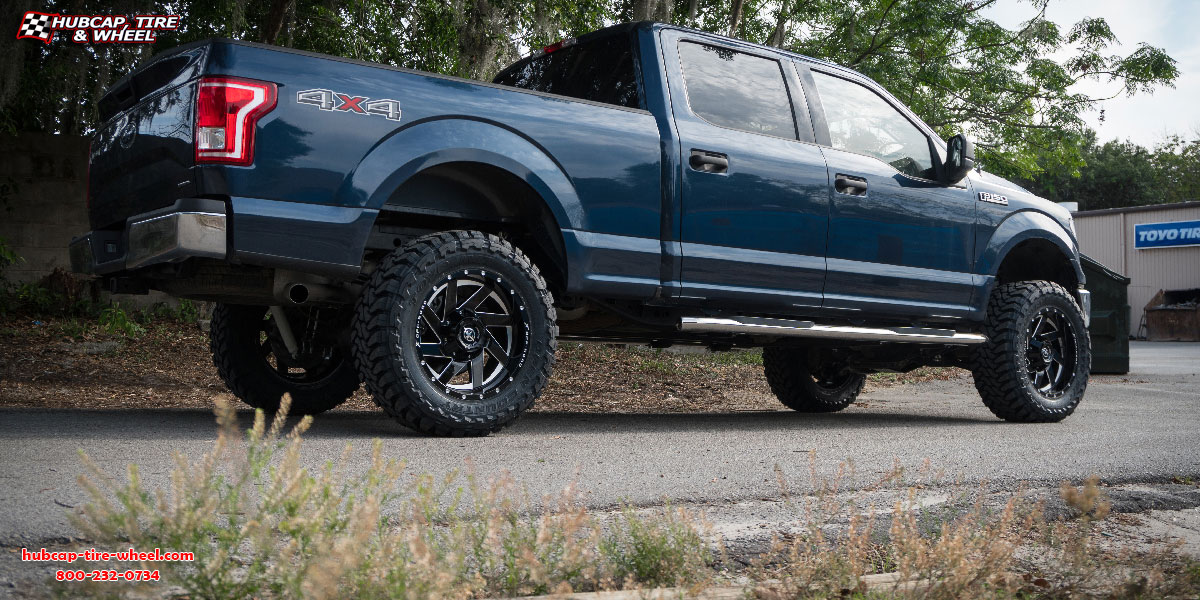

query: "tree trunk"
left=456, top=0, right=512, bottom=80
left=0, top=0, right=29, bottom=114
left=261, top=0, right=294, bottom=45
left=728, top=0, right=745, bottom=37
left=653, top=0, right=671, bottom=22
left=632, top=0, right=653, bottom=21
left=768, top=0, right=792, bottom=47
left=686, top=0, right=698, bottom=26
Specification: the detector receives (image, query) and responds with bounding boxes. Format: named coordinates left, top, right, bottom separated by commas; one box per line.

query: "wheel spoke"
left=276, top=361, right=289, bottom=376
left=484, top=336, right=509, bottom=366
left=437, top=360, right=468, bottom=384
left=419, top=343, right=447, bottom=358
left=442, top=279, right=459, bottom=320
left=460, top=283, right=496, bottom=312
left=1031, top=314, right=1046, bottom=338
left=469, top=353, right=487, bottom=391
left=260, top=340, right=271, bottom=356
left=421, top=305, right=443, bottom=339
left=478, top=312, right=512, bottom=326
left=1038, top=329, right=1060, bottom=343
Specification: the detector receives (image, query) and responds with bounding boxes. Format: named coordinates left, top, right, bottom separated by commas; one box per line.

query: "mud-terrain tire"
left=351, top=231, right=557, bottom=436
left=210, top=303, right=360, bottom=415
left=762, top=347, right=866, bottom=413
left=971, top=281, right=1090, bottom=423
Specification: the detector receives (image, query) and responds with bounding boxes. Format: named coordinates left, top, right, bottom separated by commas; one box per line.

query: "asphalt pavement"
left=1, top=341, right=1196, bottom=547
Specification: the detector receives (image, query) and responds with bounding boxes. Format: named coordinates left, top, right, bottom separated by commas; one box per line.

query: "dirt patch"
left=0, top=317, right=967, bottom=414
left=0, top=318, right=777, bottom=414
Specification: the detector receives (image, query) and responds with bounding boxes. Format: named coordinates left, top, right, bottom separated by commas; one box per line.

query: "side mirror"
left=942, top=133, right=975, bottom=184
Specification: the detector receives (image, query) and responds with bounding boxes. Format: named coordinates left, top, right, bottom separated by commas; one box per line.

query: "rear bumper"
left=70, top=199, right=227, bottom=275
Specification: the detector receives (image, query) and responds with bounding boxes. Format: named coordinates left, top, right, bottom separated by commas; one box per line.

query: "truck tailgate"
left=88, top=46, right=207, bottom=230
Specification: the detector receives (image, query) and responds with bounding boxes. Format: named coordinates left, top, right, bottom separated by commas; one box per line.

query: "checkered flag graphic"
left=17, top=12, right=55, bottom=44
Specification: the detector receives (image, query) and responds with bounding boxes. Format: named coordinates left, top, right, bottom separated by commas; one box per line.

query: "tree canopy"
left=1019, top=130, right=1200, bottom=211
left=0, top=0, right=1189, bottom=204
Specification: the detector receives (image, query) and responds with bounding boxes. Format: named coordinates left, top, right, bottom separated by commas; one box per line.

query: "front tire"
left=763, top=347, right=866, bottom=413
left=352, top=231, right=557, bottom=436
left=209, top=304, right=360, bottom=415
left=971, top=281, right=1090, bottom=422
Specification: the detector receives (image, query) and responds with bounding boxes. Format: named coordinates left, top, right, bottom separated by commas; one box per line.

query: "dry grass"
left=751, top=461, right=1200, bottom=599
left=69, top=395, right=714, bottom=599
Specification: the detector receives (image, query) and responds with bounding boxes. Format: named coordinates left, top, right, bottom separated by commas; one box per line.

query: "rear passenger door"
left=661, top=31, right=830, bottom=313
left=805, top=68, right=979, bottom=320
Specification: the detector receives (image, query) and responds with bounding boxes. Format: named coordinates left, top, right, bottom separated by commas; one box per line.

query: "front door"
left=807, top=68, right=979, bottom=320
left=662, top=32, right=830, bottom=313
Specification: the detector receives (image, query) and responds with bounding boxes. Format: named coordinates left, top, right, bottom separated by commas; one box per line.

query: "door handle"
left=835, top=174, right=868, bottom=195
left=689, top=150, right=729, bottom=173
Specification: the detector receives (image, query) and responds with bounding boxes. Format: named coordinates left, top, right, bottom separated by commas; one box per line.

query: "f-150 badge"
left=296, top=89, right=402, bottom=121
left=978, top=192, right=1008, bottom=205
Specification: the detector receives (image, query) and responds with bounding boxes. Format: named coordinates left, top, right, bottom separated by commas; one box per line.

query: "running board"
left=678, top=316, right=987, bottom=345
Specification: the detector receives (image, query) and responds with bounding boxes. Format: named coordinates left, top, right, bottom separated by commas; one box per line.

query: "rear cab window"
left=677, top=42, right=797, bottom=139
left=492, top=33, right=642, bottom=109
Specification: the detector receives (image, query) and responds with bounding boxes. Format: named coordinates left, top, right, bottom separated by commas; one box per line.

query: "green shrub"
left=55, top=318, right=89, bottom=341
left=0, top=236, right=20, bottom=272
left=599, top=504, right=712, bottom=588
left=99, top=305, right=145, bottom=337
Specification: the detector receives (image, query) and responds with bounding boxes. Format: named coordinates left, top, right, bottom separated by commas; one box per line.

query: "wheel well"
left=368, top=162, right=568, bottom=295
left=995, top=238, right=1078, bottom=292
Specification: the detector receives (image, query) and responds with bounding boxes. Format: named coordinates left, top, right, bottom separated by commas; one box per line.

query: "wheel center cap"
left=1041, top=347, right=1052, bottom=361
left=456, top=321, right=484, bottom=350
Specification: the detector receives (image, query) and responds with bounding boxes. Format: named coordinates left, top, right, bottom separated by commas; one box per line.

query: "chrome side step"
left=678, top=316, right=987, bottom=345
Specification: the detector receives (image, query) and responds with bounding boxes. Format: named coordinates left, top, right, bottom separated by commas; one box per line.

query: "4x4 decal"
left=296, top=88, right=401, bottom=121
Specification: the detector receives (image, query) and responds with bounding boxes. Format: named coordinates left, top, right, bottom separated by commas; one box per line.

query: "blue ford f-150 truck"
left=71, top=21, right=1092, bottom=436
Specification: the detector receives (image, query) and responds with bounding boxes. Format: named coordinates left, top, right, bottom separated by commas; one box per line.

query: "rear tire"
left=763, top=347, right=866, bottom=413
left=971, top=281, right=1090, bottom=423
left=210, top=304, right=359, bottom=415
left=351, top=231, right=557, bottom=436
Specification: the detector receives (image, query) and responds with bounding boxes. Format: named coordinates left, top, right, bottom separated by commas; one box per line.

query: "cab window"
left=678, top=42, right=796, bottom=139
left=493, top=34, right=642, bottom=109
left=811, top=71, right=935, bottom=179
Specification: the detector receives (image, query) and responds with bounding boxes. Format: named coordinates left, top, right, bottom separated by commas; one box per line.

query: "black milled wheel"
left=210, top=304, right=360, bottom=415
left=971, top=281, right=1090, bottom=423
left=762, top=347, right=866, bottom=413
left=351, top=231, right=557, bottom=436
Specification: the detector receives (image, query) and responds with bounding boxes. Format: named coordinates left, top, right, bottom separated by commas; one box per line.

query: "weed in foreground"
left=599, top=503, right=712, bottom=589
left=70, top=395, right=712, bottom=599
left=755, top=461, right=1200, bottom=600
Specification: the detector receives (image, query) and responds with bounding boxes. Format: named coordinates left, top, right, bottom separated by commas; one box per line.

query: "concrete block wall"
left=0, top=133, right=175, bottom=308
left=0, top=133, right=92, bottom=284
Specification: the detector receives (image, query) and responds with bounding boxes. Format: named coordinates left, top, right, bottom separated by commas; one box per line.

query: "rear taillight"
left=195, top=76, right=277, bottom=166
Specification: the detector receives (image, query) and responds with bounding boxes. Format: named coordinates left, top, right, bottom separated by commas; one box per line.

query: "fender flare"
left=337, top=116, right=584, bottom=231
left=977, top=209, right=1085, bottom=288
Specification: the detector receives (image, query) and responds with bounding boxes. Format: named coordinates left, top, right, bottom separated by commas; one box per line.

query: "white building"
left=1072, top=201, right=1200, bottom=335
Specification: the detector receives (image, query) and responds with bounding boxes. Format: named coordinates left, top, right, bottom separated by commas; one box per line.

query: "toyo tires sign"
left=1134, top=220, right=1200, bottom=249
